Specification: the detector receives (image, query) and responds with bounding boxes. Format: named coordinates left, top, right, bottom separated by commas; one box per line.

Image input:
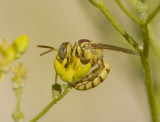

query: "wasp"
left=38, top=39, right=138, bottom=90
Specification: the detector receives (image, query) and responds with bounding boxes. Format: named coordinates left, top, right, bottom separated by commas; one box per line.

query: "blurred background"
left=0, top=0, right=159, bottom=122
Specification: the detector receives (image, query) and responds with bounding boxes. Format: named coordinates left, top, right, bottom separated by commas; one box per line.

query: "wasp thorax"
left=59, top=42, right=72, bottom=60
left=78, top=39, right=90, bottom=47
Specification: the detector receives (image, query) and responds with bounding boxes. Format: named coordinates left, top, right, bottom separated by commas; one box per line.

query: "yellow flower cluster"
left=12, top=62, right=27, bottom=87
left=54, top=56, right=91, bottom=83
left=0, top=35, right=28, bottom=83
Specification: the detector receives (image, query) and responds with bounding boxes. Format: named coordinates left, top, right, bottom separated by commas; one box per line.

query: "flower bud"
left=12, top=110, right=24, bottom=121
left=52, top=84, right=62, bottom=98
left=12, top=35, right=28, bottom=58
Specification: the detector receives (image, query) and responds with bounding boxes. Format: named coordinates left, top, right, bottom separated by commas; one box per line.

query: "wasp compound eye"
left=59, top=42, right=72, bottom=60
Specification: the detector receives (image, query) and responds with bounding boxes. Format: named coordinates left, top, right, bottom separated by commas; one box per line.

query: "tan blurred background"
left=0, top=0, right=159, bottom=122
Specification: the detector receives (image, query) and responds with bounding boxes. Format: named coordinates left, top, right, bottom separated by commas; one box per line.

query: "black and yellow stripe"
left=72, top=59, right=110, bottom=90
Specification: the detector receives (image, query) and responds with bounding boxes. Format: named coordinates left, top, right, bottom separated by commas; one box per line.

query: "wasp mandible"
left=38, top=39, right=139, bottom=90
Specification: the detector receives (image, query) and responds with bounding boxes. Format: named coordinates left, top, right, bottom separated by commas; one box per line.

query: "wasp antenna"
left=37, top=45, right=58, bottom=50
left=37, top=45, right=58, bottom=56
left=39, top=49, right=56, bottom=56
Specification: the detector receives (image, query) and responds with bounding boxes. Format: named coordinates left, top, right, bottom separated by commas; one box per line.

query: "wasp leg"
left=72, top=59, right=110, bottom=90
left=89, top=53, right=99, bottom=66
left=72, top=42, right=82, bottom=57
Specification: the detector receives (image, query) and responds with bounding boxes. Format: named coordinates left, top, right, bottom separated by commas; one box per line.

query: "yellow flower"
left=12, top=63, right=27, bottom=87
left=0, top=35, right=28, bottom=83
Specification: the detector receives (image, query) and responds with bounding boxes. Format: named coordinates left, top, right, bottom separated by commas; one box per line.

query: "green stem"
left=89, top=0, right=139, bottom=51
left=115, top=0, right=141, bottom=25
left=142, top=26, right=149, bottom=56
left=16, top=90, right=21, bottom=111
left=12, top=88, right=24, bottom=122
left=88, top=0, right=159, bottom=122
left=30, top=84, right=72, bottom=122
left=141, top=56, right=158, bottom=122
left=144, top=2, right=160, bottom=24
left=141, top=25, right=158, bottom=122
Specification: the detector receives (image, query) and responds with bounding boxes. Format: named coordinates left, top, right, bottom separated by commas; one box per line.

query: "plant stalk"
left=89, top=0, right=139, bottom=51
left=88, top=0, right=159, bottom=122
left=30, top=84, right=72, bottom=122
left=141, top=55, right=158, bottom=122
left=144, top=2, right=160, bottom=24
left=141, top=25, right=158, bottom=122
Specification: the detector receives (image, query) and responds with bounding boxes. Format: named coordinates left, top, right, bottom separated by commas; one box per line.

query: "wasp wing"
left=91, top=43, right=139, bottom=55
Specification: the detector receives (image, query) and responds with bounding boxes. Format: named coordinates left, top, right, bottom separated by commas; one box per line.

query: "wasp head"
left=59, top=42, right=72, bottom=60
